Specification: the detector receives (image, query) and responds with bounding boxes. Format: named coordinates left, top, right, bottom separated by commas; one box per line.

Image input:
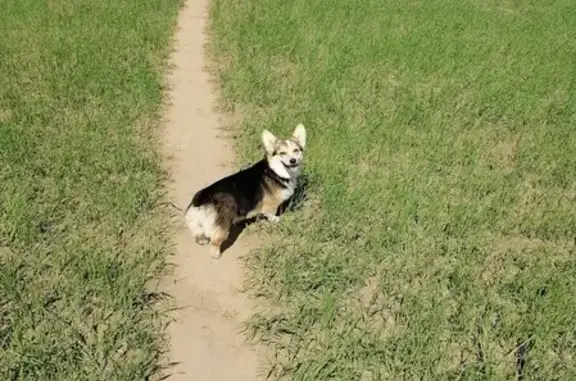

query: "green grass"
left=0, top=0, right=180, bottom=379
left=210, top=0, right=576, bottom=379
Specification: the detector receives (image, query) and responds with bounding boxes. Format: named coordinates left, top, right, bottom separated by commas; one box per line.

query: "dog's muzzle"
left=283, top=161, right=299, bottom=169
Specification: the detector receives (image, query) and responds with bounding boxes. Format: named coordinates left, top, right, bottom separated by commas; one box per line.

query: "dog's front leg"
left=263, top=212, right=280, bottom=223
left=260, top=203, right=280, bottom=223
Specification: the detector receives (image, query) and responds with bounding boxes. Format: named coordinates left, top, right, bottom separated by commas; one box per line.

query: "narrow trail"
left=160, top=0, right=262, bottom=379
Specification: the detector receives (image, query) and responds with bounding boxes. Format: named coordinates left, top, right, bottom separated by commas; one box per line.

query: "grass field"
left=211, top=0, right=576, bottom=379
left=0, top=0, right=180, bottom=379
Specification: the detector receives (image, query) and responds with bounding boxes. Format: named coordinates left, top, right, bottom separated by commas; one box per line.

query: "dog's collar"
left=264, top=165, right=291, bottom=186
left=268, top=168, right=291, bottom=183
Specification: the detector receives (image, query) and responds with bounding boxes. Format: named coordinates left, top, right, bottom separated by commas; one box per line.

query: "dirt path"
left=160, top=0, right=262, bottom=379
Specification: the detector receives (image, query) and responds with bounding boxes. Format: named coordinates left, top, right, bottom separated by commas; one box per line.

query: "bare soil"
left=160, top=0, right=262, bottom=379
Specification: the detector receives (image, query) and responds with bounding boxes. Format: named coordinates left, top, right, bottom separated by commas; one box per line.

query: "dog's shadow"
left=220, top=217, right=257, bottom=253
left=219, top=173, right=311, bottom=254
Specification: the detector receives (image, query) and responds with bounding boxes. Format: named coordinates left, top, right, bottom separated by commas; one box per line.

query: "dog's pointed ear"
left=292, top=123, right=306, bottom=149
left=262, top=129, right=277, bottom=154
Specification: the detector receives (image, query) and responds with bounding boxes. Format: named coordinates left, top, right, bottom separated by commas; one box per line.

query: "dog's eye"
left=279, top=152, right=288, bottom=156
left=293, top=148, right=300, bottom=153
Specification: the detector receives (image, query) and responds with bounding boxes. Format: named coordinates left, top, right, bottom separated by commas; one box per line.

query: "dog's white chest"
left=279, top=186, right=294, bottom=201
left=279, top=179, right=297, bottom=201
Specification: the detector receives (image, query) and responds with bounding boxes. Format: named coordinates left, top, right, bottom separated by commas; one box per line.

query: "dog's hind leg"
left=209, top=219, right=232, bottom=259
left=209, top=231, right=228, bottom=259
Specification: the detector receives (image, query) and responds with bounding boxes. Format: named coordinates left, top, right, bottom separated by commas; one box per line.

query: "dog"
left=184, top=123, right=306, bottom=259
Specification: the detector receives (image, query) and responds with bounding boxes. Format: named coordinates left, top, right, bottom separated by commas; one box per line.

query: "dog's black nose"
left=289, top=158, right=297, bottom=165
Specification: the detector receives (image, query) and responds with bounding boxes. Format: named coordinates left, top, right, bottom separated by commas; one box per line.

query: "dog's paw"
left=209, top=242, right=222, bottom=259
left=265, top=213, right=280, bottom=223
left=195, top=235, right=210, bottom=246
left=210, top=246, right=222, bottom=259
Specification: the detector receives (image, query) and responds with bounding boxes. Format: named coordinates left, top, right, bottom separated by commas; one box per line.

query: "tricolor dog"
left=184, top=123, right=306, bottom=258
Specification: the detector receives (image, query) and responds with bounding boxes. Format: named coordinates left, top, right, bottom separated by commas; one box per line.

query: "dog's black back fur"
left=187, top=158, right=290, bottom=219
